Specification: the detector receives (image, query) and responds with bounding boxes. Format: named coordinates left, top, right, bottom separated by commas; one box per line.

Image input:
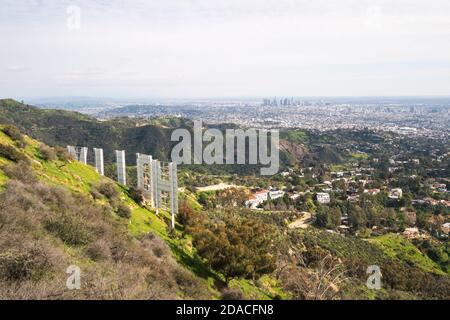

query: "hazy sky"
left=1, top=0, right=450, bottom=99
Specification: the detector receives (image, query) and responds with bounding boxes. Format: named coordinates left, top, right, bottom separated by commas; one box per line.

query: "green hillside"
left=0, top=99, right=175, bottom=164
left=0, top=125, right=281, bottom=299
left=369, top=234, right=446, bottom=275
left=1, top=101, right=448, bottom=300
left=0, top=99, right=315, bottom=169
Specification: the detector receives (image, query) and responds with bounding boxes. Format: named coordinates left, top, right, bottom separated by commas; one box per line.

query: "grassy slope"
left=0, top=130, right=15, bottom=190
left=297, top=228, right=448, bottom=276
left=0, top=128, right=282, bottom=299
left=294, top=227, right=448, bottom=299
left=369, top=234, right=446, bottom=275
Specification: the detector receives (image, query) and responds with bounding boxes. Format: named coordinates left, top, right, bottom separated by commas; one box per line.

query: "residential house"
left=316, top=192, right=330, bottom=204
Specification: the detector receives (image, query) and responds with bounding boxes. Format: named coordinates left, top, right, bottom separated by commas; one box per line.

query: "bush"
left=90, top=187, right=103, bottom=200
left=2, top=125, right=25, bottom=148
left=189, top=213, right=276, bottom=282
left=45, top=214, right=91, bottom=246
left=94, top=182, right=120, bottom=201
left=55, top=146, right=71, bottom=161
left=0, top=144, right=27, bottom=162
left=221, top=288, right=244, bottom=300
left=39, top=144, right=57, bottom=161
left=117, top=204, right=132, bottom=219
left=172, top=266, right=210, bottom=299
left=178, top=200, right=196, bottom=227
left=2, top=161, right=37, bottom=184
left=129, top=187, right=145, bottom=205
left=141, top=233, right=170, bottom=258
left=0, top=246, right=52, bottom=282
left=0, top=166, right=213, bottom=299
left=85, top=240, right=111, bottom=261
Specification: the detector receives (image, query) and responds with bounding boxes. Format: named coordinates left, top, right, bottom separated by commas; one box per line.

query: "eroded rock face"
left=279, top=139, right=310, bottom=163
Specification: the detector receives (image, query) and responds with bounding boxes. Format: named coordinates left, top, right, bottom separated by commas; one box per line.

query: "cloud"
left=6, top=65, right=29, bottom=72
left=0, top=0, right=450, bottom=97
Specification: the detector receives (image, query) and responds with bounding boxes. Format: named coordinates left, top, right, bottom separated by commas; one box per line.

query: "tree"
left=315, top=206, right=330, bottom=229
left=329, top=207, right=342, bottom=228
left=197, top=192, right=215, bottom=209
left=348, top=204, right=367, bottom=230
left=367, top=207, right=381, bottom=227
left=315, top=206, right=342, bottom=230
left=216, top=188, right=248, bottom=208
left=178, top=199, right=196, bottom=227
left=117, top=204, right=131, bottom=219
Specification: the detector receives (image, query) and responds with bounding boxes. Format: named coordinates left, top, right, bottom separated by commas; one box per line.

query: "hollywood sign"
left=67, top=146, right=178, bottom=229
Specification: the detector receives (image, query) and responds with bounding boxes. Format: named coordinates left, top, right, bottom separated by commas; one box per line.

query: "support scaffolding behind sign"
left=136, top=153, right=154, bottom=207
left=67, top=146, right=88, bottom=164
left=67, top=147, right=178, bottom=230
left=93, top=148, right=104, bottom=176
left=116, top=150, right=127, bottom=186
left=152, top=160, right=178, bottom=229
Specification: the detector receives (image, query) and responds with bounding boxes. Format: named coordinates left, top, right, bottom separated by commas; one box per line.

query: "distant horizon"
left=10, top=94, right=450, bottom=101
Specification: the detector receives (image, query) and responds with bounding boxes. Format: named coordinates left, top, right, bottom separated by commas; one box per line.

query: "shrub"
left=0, top=246, right=52, bottom=282
left=0, top=164, right=214, bottom=299
left=189, top=213, right=276, bottom=282
left=2, top=125, right=25, bottom=147
left=129, top=187, right=145, bottom=205
left=0, top=144, right=27, bottom=162
left=140, top=233, right=170, bottom=258
left=172, top=266, right=210, bottom=299
left=178, top=200, right=196, bottom=227
left=39, top=144, right=57, bottom=161
left=94, top=182, right=120, bottom=201
left=85, top=240, right=111, bottom=261
left=2, top=161, right=37, bottom=184
left=55, top=146, right=71, bottom=161
left=90, top=187, right=103, bottom=200
left=117, top=204, right=132, bottom=219
left=221, top=288, right=244, bottom=300
left=45, top=214, right=90, bottom=246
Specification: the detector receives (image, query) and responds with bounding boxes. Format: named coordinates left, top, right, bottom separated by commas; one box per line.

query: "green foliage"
left=0, top=99, right=174, bottom=164
left=370, top=234, right=446, bottom=275
left=315, top=206, right=342, bottom=229
left=1, top=125, right=25, bottom=147
left=2, top=161, right=37, bottom=184
left=0, top=247, right=52, bottom=282
left=187, top=211, right=276, bottom=282
left=414, top=239, right=449, bottom=273
left=39, top=144, right=57, bottom=161
left=117, top=203, right=132, bottom=219
left=282, top=130, right=307, bottom=144
left=0, top=144, right=27, bottom=162
left=0, top=176, right=210, bottom=299
left=45, top=213, right=91, bottom=246
left=93, top=181, right=120, bottom=201
left=128, top=187, right=144, bottom=205
left=290, top=228, right=450, bottom=299
left=348, top=204, right=367, bottom=230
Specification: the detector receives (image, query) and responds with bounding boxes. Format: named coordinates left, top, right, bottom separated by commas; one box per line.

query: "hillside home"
left=316, top=192, right=330, bottom=204
left=245, top=190, right=269, bottom=209
left=389, top=188, right=403, bottom=199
